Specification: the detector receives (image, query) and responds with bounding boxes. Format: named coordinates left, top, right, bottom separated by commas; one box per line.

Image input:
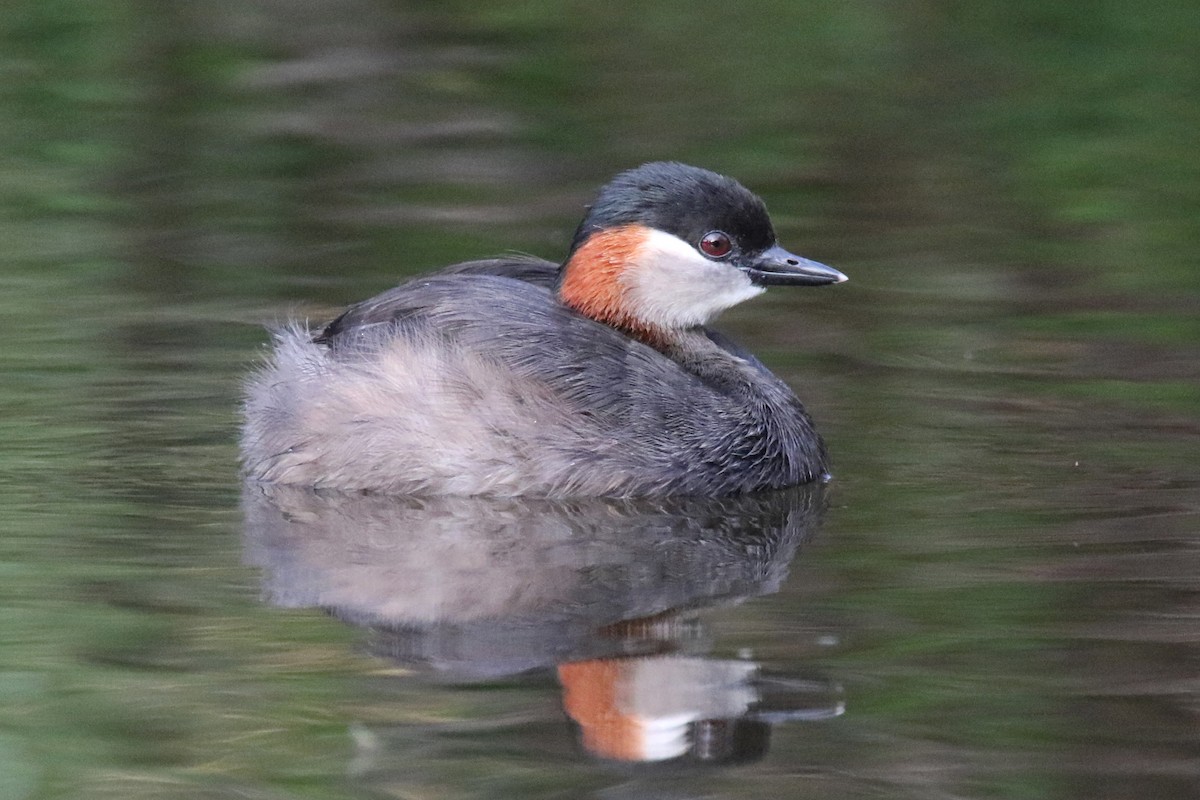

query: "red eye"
left=699, top=231, right=733, bottom=259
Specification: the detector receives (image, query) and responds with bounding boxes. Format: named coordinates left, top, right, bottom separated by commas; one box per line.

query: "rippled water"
left=2, top=2, right=1197, bottom=798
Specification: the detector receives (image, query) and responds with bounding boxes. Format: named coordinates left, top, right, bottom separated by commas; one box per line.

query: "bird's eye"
left=699, top=231, right=733, bottom=259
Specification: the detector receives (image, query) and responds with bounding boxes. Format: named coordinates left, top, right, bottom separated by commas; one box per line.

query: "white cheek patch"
left=620, top=229, right=765, bottom=330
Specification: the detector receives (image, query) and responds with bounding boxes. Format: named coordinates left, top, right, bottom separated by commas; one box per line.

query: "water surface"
left=1, top=2, right=1197, bottom=798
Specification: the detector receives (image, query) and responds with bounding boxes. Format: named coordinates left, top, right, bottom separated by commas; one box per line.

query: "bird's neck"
left=557, top=226, right=672, bottom=350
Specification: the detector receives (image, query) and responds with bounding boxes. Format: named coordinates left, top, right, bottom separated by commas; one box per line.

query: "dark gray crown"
left=569, top=162, right=777, bottom=256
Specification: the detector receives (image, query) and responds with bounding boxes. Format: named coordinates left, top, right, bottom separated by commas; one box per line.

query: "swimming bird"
left=241, top=162, right=846, bottom=497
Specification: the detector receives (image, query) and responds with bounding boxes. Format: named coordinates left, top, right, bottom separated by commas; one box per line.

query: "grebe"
left=241, top=162, right=846, bottom=496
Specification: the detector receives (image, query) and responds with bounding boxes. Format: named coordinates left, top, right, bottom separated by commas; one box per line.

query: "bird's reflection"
left=242, top=482, right=843, bottom=764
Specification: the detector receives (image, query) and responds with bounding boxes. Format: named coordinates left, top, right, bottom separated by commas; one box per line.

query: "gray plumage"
left=241, top=257, right=828, bottom=497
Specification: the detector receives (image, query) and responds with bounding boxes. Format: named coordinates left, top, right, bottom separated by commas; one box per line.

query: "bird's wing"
left=314, top=256, right=558, bottom=344
left=318, top=274, right=718, bottom=417
left=439, top=255, right=559, bottom=287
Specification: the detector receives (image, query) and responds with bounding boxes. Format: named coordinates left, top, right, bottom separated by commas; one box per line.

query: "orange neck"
left=558, top=226, right=667, bottom=349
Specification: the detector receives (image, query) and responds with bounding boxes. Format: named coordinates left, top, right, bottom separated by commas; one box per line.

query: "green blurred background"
left=1, top=1, right=1197, bottom=798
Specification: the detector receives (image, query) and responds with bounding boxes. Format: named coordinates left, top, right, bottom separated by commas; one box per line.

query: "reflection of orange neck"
left=558, top=660, right=645, bottom=761
left=558, top=226, right=668, bottom=350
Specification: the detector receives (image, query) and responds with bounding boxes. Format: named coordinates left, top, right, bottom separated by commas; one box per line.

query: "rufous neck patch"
left=558, top=225, right=667, bottom=348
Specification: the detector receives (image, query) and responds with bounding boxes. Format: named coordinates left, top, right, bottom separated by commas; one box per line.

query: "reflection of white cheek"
left=622, top=230, right=765, bottom=329
left=620, top=656, right=759, bottom=761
